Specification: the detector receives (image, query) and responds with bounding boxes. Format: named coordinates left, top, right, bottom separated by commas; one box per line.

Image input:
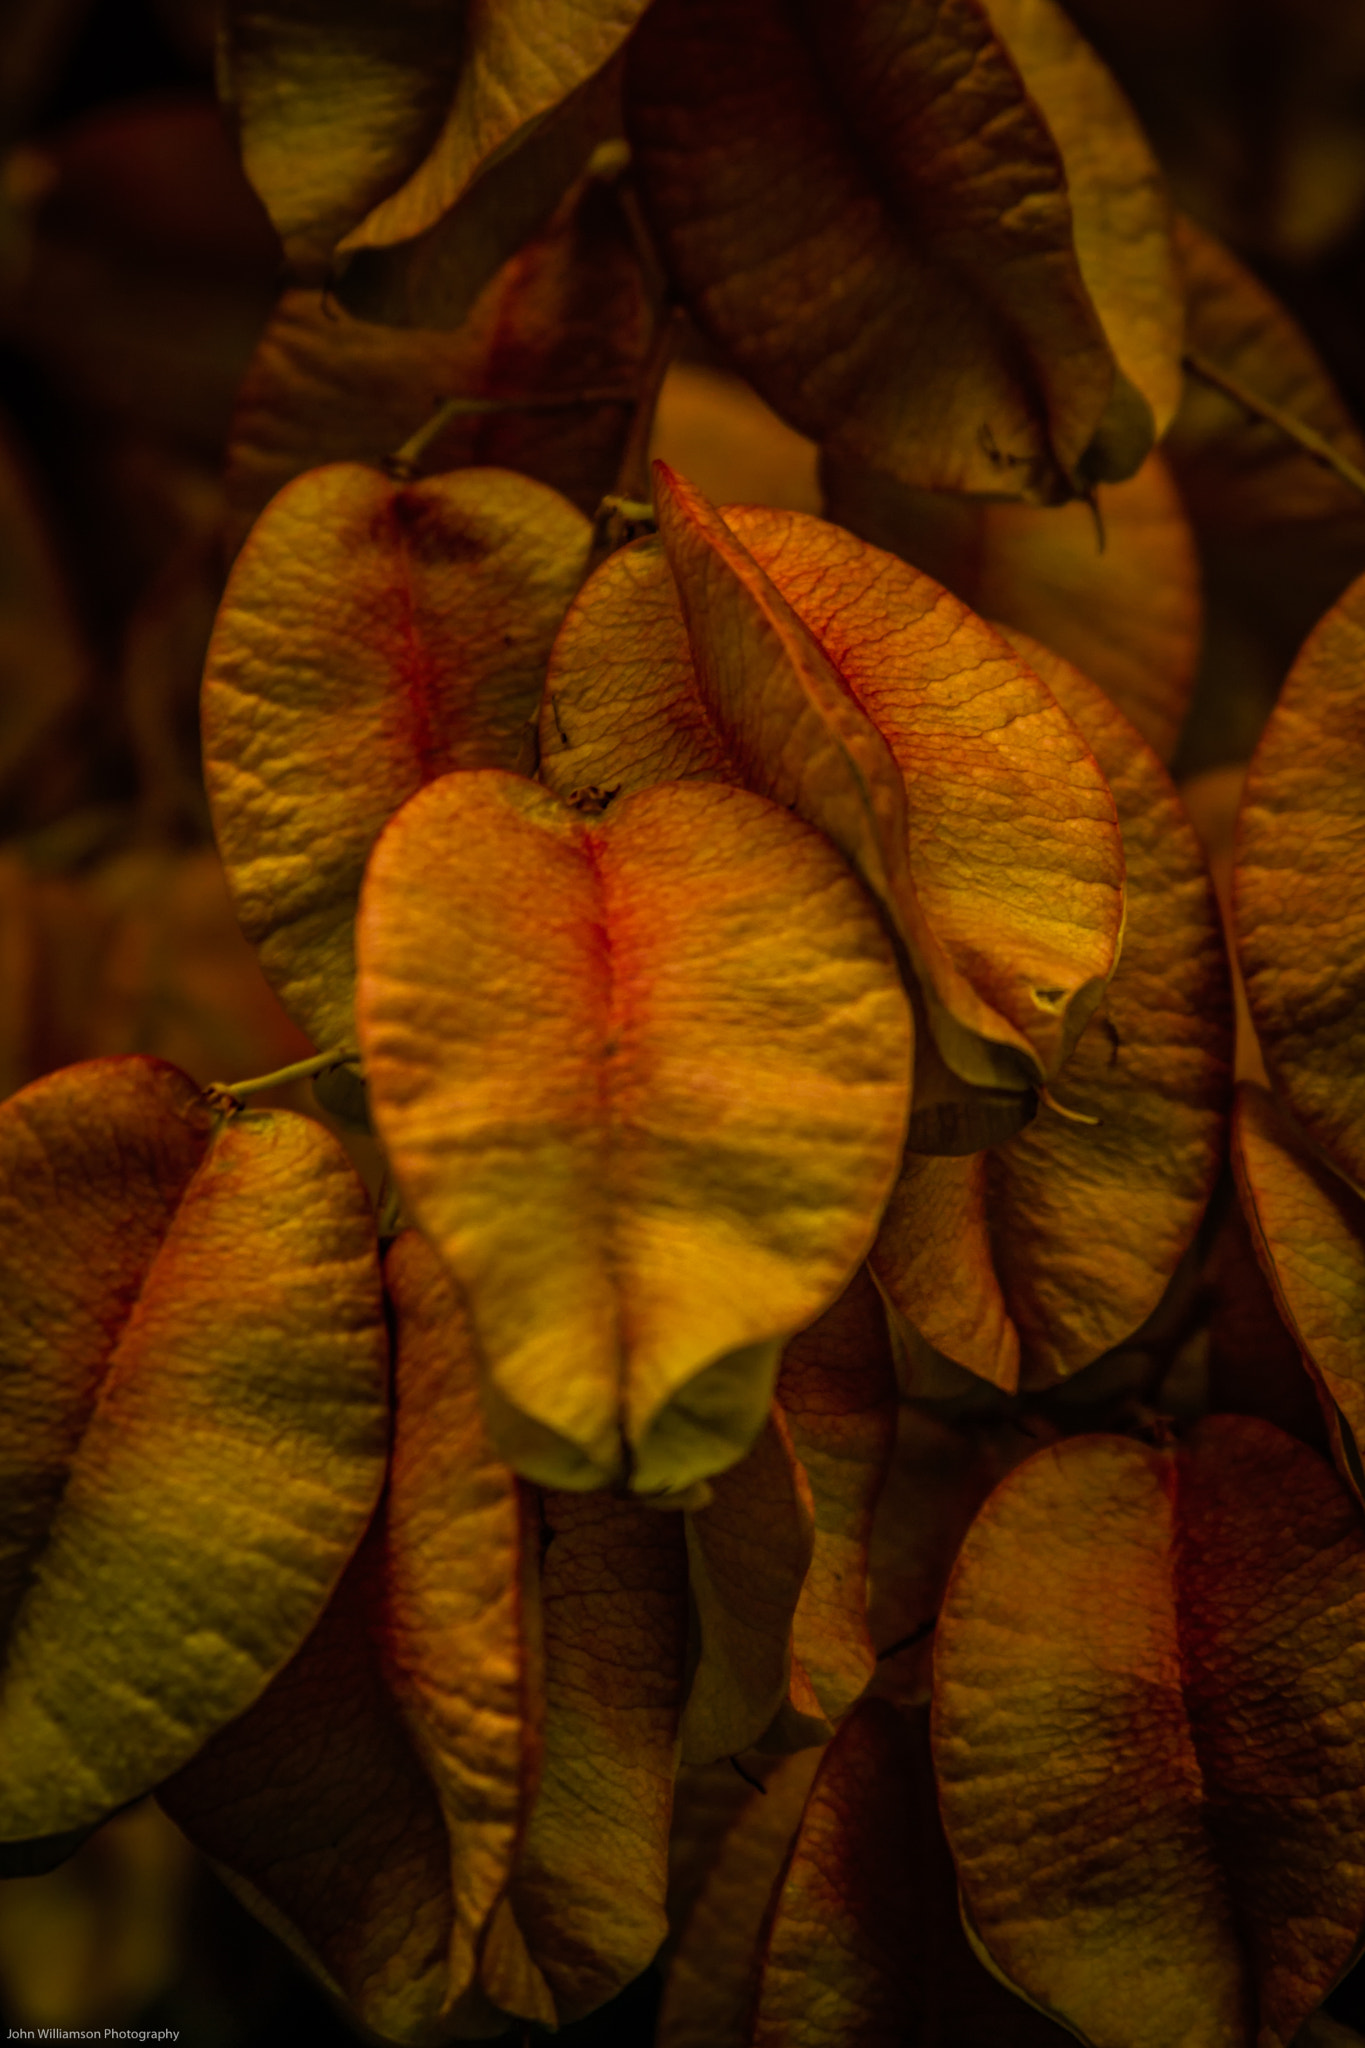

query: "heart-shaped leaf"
left=627, top=0, right=1179, bottom=499
left=204, top=462, right=590, bottom=1051
left=357, top=770, right=912, bottom=1495
left=1234, top=566, right=1365, bottom=1196
left=933, top=1417, right=1365, bottom=2048
left=543, top=477, right=1124, bottom=1105
left=1233, top=1083, right=1365, bottom=1502
left=821, top=450, right=1200, bottom=764
left=0, top=1056, right=388, bottom=1839
left=872, top=636, right=1230, bottom=1388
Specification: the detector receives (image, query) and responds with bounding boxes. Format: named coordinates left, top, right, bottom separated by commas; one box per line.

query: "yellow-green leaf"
left=507, top=1489, right=688, bottom=2024
left=873, top=637, right=1230, bottom=1388
left=820, top=450, right=1200, bottom=763
left=1233, top=1083, right=1365, bottom=1503
left=626, top=0, right=1176, bottom=498
left=933, top=1419, right=1365, bottom=2048
left=1234, top=566, right=1365, bottom=1195
left=544, top=479, right=1124, bottom=1103
left=0, top=1056, right=388, bottom=1839
left=204, top=461, right=589, bottom=1051
left=357, top=770, right=912, bottom=1495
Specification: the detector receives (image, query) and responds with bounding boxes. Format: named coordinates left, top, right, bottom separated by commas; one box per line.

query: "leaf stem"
left=1183, top=348, right=1365, bottom=503
left=385, top=389, right=636, bottom=482
left=612, top=301, right=684, bottom=506
left=203, top=1047, right=361, bottom=1111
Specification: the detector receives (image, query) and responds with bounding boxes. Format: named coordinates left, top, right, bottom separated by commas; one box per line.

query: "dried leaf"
left=1234, top=565, right=1365, bottom=1196
left=0, top=1056, right=388, bottom=1838
left=543, top=481, right=1124, bottom=1102
left=382, top=1230, right=543, bottom=2008
left=933, top=1418, right=1365, bottom=2048
left=820, top=450, right=1200, bottom=763
left=221, top=0, right=647, bottom=272
left=357, top=771, right=911, bottom=1495
left=507, top=1489, right=688, bottom=2024
left=1233, top=1084, right=1365, bottom=1503
left=225, top=169, right=650, bottom=551
left=204, top=462, right=589, bottom=1051
left=873, top=638, right=1230, bottom=1388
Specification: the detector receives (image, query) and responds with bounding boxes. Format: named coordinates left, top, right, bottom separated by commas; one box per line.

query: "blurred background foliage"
left=3, top=0, right=1365, bottom=2042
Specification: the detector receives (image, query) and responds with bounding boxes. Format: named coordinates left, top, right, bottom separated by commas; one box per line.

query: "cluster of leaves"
left=4, top=1, right=1365, bottom=2044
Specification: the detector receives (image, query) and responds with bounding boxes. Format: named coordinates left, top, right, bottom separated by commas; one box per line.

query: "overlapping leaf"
left=357, top=770, right=911, bottom=1495
left=505, top=1488, right=688, bottom=2024
left=204, top=461, right=589, bottom=1051
left=220, top=0, right=648, bottom=274
left=872, top=636, right=1230, bottom=1389
left=821, top=450, right=1200, bottom=762
left=225, top=168, right=650, bottom=553
left=0, top=1056, right=388, bottom=1840
left=542, top=475, right=1124, bottom=1112
left=1233, top=1084, right=1365, bottom=1501
left=1234, top=566, right=1365, bottom=1195
left=751, top=1701, right=1074, bottom=2048
left=933, top=1418, right=1365, bottom=2048
left=627, top=0, right=1180, bottom=499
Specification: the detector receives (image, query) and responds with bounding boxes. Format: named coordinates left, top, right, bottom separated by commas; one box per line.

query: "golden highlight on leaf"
left=933, top=1419, right=1365, bottom=2048
left=874, top=637, right=1230, bottom=1387
left=1234, top=566, right=1365, bottom=1196
left=204, top=461, right=589, bottom=1051
left=627, top=0, right=1176, bottom=498
left=357, top=770, right=912, bottom=1495
left=544, top=479, right=1124, bottom=1102
left=0, top=1056, right=388, bottom=1840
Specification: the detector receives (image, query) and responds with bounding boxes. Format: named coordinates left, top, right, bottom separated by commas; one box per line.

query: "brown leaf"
left=933, top=1418, right=1365, bottom=2048
left=873, top=637, right=1230, bottom=1387
left=544, top=479, right=1124, bottom=1103
left=1234, top=566, right=1365, bottom=1196
left=357, top=771, right=911, bottom=1495
left=627, top=0, right=1178, bottom=498
left=204, top=461, right=590, bottom=1051
left=1233, top=1084, right=1365, bottom=1503
left=225, top=169, right=650, bottom=552
left=507, top=1489, right=688, bottom=2023
left=821, top=449, right=1200, bottom=763
left=0, top=1057, right=388, bottom=1838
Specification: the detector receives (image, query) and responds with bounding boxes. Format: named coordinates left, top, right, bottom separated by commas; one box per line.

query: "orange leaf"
left=204, top=462, right=589, bottom=1051
left=933, top=1418, right=1365, bottom=2048
left=821, top=450, right=1200, bottom=764
left=1233, top=1083, right=1365, bottom=1502
left=507, top=1488, right=688, bottom=2024
left=1234, top=566, right=1365, bottom=1196
left=0, top=1056, right=388, bottom=1839
left=544, top=479, right=1124, bottom=1106
left=873, top=638, right=1230, bottom=1387
left=357, top=770, right=911, bottom=1495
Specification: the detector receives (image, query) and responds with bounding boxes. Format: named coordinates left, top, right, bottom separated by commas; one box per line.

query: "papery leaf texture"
left=204, top=461, right=590, bottom=1051
left=224, top=165, right=650, bottom=552
left=627, top=0, right=1180, bottom=498
left=221, top=0, right=647, bottom=272
left=872, top=635, right=1230, bottom=1389
left=1233, top=1083, right=1365, bottom=1503
left=542, top=476, right=1123, bottom=1105
left=505, top=1488, right=688, bottom=2025
left=0, top=1056, right=388, bottom=1839
left=357, top=770, right=912, bottom=1495
left=1234, top=564, right=1365, bottom=1196
left=933, top=1418, right=1365, bottom=2048
left=821, top=449, right=1200, bottom=763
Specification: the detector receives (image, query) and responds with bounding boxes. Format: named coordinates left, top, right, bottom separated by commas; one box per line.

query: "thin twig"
left=611, top=302, right=684, bottom=506
left=385, top=389, right=636, bottom=481
left=203, top=1047, right=361, bottom=1112
left=1183, top=348, right=1365, bottom=503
